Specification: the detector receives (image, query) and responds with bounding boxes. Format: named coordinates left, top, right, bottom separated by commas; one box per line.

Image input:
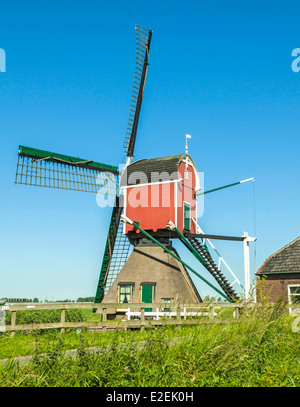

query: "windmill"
left=15, top=25, right=254, bottom=309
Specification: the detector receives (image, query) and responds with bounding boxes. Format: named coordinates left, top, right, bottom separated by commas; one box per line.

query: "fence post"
left=102, top=308, right=107, bottom=333
left=209, top=306, right=215, bottom=320
left=176, top=306, right=181, bottom=321
left=234, top=306, right=239, bottom=319
left=176, top=306, right=182, bottom=330
left=10, top=311, right=16, bottom=338
left=140, top=307, right=145, bottom=331
left=60, top=308, right=66, bottom=334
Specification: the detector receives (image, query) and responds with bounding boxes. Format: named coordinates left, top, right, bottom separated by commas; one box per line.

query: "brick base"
left=256, top=273, right=300, bottom=303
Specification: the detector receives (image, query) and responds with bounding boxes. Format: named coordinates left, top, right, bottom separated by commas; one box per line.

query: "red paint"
left=124, top=156, right=198, bottom=235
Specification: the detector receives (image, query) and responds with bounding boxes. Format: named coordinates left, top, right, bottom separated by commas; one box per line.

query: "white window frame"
left=117, top=283, right=134, bottom=312
left=288, top=284, right=300, bottom=315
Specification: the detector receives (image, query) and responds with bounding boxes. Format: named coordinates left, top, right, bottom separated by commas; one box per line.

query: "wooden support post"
left=10, top=311, right=16, bottom=338
left=209, top=306, right=215, bottom=320
left=234, top=306, right=239, bottom=319
left=176, top=306, right=181, bottom=330
left=60, top=309, right=65, bottom=334
left=140, top=307, right=145, bottom=331
left=102, top=308, right=107, bottom=333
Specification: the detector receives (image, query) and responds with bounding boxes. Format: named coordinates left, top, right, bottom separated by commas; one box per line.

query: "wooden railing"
left=1, top=302, right=299, bottom=337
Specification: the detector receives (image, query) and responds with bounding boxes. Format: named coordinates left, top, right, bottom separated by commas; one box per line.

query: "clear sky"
left=0, top=0, right=299, bottom=301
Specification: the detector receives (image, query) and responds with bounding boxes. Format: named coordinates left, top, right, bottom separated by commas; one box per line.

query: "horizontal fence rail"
left=1, top=302, right=299, bottom=337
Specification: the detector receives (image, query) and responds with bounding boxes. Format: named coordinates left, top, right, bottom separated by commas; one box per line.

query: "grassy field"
left=0, top=302, right=299, bottom=387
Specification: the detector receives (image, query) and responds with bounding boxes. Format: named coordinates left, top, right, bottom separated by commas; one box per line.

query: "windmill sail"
left=103, top=223, right=132, bottom=295
left=94, top=25, right=153, bottom=304
left=95, top=211, right=132, bottom=302
left=123, top=24, right=152, bottom=161
left=15, top=145, right=118, bottom=196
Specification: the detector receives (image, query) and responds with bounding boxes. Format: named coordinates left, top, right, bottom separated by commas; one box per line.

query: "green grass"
left=0, top=302, right=299, bottom=387
left=0, top=325, right=189, bottom=359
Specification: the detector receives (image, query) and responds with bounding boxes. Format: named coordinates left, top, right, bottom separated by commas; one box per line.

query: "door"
left=141, top=285, right=153, bottom=312
left=183, top=202, right=191, bottom=231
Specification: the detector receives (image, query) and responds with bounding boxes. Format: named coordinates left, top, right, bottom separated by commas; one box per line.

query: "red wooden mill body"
left=121, top=153, right=200, bottom=238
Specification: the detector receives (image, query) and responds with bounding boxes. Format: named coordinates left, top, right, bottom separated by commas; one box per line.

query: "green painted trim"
left=183, top=203, right=191, bottom=231
left=128, top=219, right=233, bottom=302
left=18, top=145, right=118, bottom=174
left=171, top=225, right=208, bottom=267
left=196, top=181, right=241, bottom=197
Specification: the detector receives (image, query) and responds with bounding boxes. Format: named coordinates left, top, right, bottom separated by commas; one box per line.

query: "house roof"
left=256, top=236, right=300, bottom=275
left=121, top=153, right=198, bottom=186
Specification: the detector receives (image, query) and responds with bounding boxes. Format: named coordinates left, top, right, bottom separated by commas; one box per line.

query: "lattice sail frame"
left=95, top=25, right=153, bottom=302
left=103, top=217, right=132, bottom=295
left=123, top=25, right=152, bottom=158
left=15, top=146, right=118, bottom=196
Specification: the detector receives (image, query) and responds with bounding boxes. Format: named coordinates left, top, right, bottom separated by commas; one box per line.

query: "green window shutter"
left=184, top=203, right=191, bottom=231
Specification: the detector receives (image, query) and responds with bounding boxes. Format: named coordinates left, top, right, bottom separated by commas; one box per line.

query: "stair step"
left=183, top=235, right=239, bottom=301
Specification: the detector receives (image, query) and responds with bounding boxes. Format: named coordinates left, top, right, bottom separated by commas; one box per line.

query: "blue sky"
left=0, top=0, right=299, bottom=301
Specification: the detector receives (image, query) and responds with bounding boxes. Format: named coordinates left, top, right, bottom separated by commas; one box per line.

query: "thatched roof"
left=102, top=243, right=202, bottom=305
left=121, top=153, right=198, bottom=185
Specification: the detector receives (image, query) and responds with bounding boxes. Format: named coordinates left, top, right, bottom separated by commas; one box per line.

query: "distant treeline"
left=0, top=297, right=95, bottom=303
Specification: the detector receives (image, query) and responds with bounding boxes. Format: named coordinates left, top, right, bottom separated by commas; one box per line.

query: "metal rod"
left=196, top=178, right=254, bottom=196
left=188, top=233, right=245, bottom=242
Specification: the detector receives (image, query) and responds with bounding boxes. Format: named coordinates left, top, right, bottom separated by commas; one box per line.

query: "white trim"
left=120, top=178, right=183, bottom=189
left=240, top=177, right=254, bottom=183
left=288, top=284, right=300, bottom=303
left=123, top=188, right=127, bottom=234
left=191, top=217, right=243, bottom=292
left=126, top=307, right=215, bottom=320
left=288, top=284, right=300, bottom=315
left=219, top=257, right=242, bottom=287
left=181, top=156, right=200, bottom=191
left=243, top=232, right=257, bottom=300
left=174, top=181, right=178, bottom=227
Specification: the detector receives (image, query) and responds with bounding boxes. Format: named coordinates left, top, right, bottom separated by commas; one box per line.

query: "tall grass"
left=0, top=302, right=299, bottom=387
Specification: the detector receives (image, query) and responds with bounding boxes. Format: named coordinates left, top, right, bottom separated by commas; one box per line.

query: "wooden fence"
left=1, top=301, right=299, bottom=337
